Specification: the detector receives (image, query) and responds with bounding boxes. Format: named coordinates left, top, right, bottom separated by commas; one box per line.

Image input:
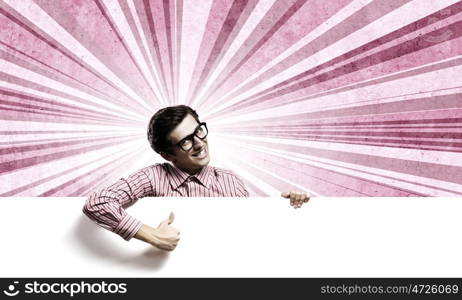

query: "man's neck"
left=173, top=164, right=204, bottom=176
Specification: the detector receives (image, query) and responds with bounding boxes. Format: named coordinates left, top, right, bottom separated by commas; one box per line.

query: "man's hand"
left=134, top=212, right=180, bottom=251
left=151, top=212, right=181, bottom=251
left=281, top=191, right=310, bottom=209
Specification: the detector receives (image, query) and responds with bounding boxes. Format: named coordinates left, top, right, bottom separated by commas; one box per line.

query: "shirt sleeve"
left=82, top=167, right=155, bottom=241
left=234, top=174, right=250, bottom=197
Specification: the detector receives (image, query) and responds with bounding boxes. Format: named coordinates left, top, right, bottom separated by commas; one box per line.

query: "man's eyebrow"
left=178, top=124, right=200, bottom=142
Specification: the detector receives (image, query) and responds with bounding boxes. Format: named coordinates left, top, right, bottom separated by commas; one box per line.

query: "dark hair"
left=147, top=105, right=200, bottom=154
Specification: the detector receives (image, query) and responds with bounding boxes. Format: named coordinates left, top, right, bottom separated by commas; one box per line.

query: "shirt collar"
left=166, top=164, right=214, bottom=190
left=195, top=165, right=214, bottom=189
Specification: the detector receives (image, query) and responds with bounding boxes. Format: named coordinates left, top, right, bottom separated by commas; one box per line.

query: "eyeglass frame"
left=168, top=122, right=208, bottom=152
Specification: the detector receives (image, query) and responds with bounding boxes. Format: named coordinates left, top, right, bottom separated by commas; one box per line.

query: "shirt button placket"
left=186, top=177, right=192, bottom=196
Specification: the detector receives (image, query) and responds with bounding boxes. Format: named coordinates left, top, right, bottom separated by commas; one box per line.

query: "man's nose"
left=192, top=135, right=205, bottom=149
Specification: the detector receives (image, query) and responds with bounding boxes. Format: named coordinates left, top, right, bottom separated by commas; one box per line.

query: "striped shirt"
left=83, top=163, right=249, bottom=241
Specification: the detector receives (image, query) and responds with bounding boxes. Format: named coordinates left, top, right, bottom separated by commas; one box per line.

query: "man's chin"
left=189, top=159, right=210, bottom=174
left=197, top=157, right=210, bottom=166
left=191, top=152, right=210, bottom=165
left=185, top=157, right=210, bottom=169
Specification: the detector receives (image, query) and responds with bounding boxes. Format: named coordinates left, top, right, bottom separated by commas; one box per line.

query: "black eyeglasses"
left=172, top=122, right=208, bottom=151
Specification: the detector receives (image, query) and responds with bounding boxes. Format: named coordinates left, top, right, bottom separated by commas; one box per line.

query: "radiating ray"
left=204, top=0, right=461, bottom=117
left=101, top=0, right=166, bottom=106
left=1, top=0, right=461, bottom=196
left=2, top=0, right=155, bottom=111
left=216, top=135, right=462, bottom=196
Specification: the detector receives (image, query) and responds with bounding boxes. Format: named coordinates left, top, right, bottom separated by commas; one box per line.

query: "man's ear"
left=160, top=151, right=175, bottom=162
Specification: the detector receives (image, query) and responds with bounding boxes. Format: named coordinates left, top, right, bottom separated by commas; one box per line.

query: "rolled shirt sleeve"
left=235, top=175, right=250, bottom=197
left=223, top=170, right=249, bottom=197
left=83, top=167, right=154, bottom=241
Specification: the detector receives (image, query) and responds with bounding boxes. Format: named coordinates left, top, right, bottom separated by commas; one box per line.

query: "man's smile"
left=191, top=146, right=207, bottom=159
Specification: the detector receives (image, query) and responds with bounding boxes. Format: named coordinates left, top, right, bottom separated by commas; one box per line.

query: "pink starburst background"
left=1, top=0, right=462, bottom=197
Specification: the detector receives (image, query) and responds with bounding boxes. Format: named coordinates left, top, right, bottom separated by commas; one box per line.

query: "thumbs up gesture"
left=151, top=212, right=181, bottom=251
left=135, top=212, right=181, bottom=251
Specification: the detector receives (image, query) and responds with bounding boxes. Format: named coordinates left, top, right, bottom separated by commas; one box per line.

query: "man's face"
left=163, top=114, right=210, bottom=174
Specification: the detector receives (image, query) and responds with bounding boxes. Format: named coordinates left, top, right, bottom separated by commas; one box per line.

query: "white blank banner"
left=0, top=197, right=461, bottom=277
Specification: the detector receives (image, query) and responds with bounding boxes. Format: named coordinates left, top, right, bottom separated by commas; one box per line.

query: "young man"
left=83, top=105, right=309, bottom=251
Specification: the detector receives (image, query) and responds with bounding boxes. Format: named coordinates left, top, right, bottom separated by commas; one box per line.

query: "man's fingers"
left=159, top=239, right=179, bottom=251
left=281, top=191, right=291, bottom=198
left=296, top=192, right=305, bottom=208
left=158, top=244, right=173, bottom=251
left=291, top=193, right=300, bottom=203
left=168, top=212, right=175, bottom=224
left=284, top=191, right=312, bottom=208
left=296, top=198, right=301, bottom=208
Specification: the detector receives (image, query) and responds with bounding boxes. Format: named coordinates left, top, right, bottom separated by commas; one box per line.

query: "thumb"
left=168, top=212, right=175, bottom=225
left=281, top=191, right=290, bottom=198
left=159, top=212, right=175, bottom=227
